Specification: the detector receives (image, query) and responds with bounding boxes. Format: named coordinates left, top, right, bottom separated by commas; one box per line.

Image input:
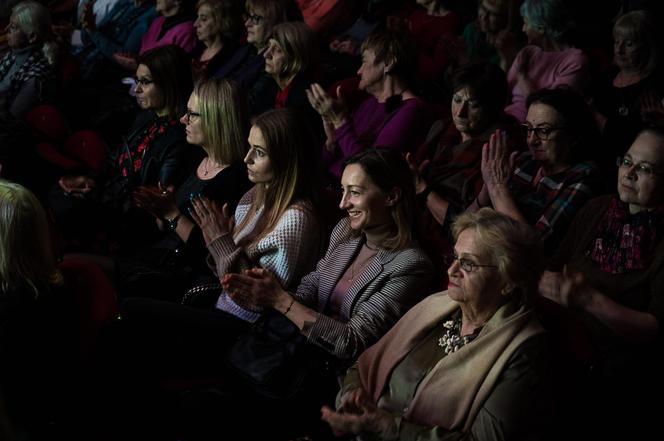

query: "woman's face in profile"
left=339, top=163, right=395, bottom=232
left=5, top=16, right=28, bottom=49
left=451, top=87, right=490, bottom=136
left=180, top=93, right=205, bottom=146
left=357, top=49, right=386, bottom=95
left=244, top=125, right=274, bottom=185
left=195, top=4, right=219, bottom=43
left=446, top=228, right=502, bottom=306
left=134, top=64, right=164, bottom=112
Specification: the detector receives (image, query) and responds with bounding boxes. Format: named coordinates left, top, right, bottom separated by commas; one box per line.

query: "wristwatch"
left=165, top=214, right=181, bottom=231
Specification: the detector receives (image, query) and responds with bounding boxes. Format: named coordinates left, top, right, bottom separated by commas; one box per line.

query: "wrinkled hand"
left=113, top=52, right=138, bottom=71
left=405, top=152, right=430, bottom=195
left=189, top=196, right=231, bottom=244
left=329, top=37, right=357, bottom=55
left=539, top=267, right=592, bottom=308
left=306, top=83, right=347, bottom=128
left=133, top=183, right=177, bottom=219
left=321, top=394, right=396, bottom=437
left=222, top=268, right=283, bottom=310
left=481, top=129, right=517, bottom=191
left=59, top=175, right=96, bottom=198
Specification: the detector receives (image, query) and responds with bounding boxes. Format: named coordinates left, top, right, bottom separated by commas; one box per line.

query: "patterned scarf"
left=117, top=116, right=178, bottom=177
left=0, top=48, right=52, bottom=108
left=587, top=197, right=664, bottom=274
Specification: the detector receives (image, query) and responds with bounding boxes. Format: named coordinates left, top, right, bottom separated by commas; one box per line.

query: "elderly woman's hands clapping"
left=189, top=195, right=233, bottom=245
left=306, top=83, right=348, bottom=129
left=321, top=387, right=397, bottom=438
left=481, top=129, right=518, bottom=194
left=539, top=268, right=595, bottom=309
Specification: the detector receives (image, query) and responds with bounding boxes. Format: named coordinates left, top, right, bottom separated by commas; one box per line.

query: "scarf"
left=0, top=48, right=52, bottom=109
left=357, top=292, right=543, bottom=432
left=587, top=196, right=664, bottom=274
left=117, top=115, right=177, bottom=177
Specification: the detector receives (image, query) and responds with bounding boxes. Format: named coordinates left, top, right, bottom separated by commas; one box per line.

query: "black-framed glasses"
left=616, top=156, right=664, bottom=179
left=244, top=12, right=264, bottom=24
left=450, top=253, right=497, bottom=272
left=521, top=124, right=565, bottom=141
left=183, top=109, right=201, bottom=122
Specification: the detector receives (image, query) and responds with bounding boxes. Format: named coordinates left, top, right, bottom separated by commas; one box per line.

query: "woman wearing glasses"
left=539, top=126, right=664, bottom=440
left=51, top=45, right=196, bottom=253
left=322, top=209, right=553, bottom=441
left=472, top=87, right=603, bottom=255
left=122, top=78, right=252, bottom=299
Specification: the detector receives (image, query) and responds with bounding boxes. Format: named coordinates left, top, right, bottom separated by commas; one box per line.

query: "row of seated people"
left=1, top=118, right=663, bottom=439
left=0, top=1, right=663, bottom=440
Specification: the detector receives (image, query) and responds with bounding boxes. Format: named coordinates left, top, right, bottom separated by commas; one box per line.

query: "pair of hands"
left=481, top=129, right=518, bottom=194
left=59, top=175, right=96, bottom=198
left=321, top=388, right=397, bottom=437
left=329, top=36, right=358, bottom=55
left=539, top=267, right=594, bottom=309
left=306, top=83, right=348, bottom=153
left=405, top=152, right=429, bottom=195
left=222, top=268, right=283, bottom=311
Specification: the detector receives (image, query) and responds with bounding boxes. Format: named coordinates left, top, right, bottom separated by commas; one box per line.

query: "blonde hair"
left=613, top=10, right=659, bottom=77
left=452, top=208, right=544, bottom=303
left=0, top=180, right=58, bottom=298
left=194, top=78, right=249, bottom=164
left=12, top=0, right=58, bottom=65
left=268, top=21, right=318, bottom=79
left=196, top=0, right=243, bottom=39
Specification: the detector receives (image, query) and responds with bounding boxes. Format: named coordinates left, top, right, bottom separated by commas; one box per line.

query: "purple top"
left=139, top=15, right=197, bottom=55
left=323, top=95, right=434, bottom=178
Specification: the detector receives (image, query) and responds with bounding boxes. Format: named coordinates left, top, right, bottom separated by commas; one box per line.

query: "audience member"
left=119, top=78, right=252, bottom=300
left=307, top=28, right=435, bottom=181
left=471, top=88, right=603, bottom=255
left=408, top=62, right=518, bottom=278
left=0, top=0, right=57, bottom=119
left=191, top=0, right=243, bottom=82
left=322, top=209, right=553, bottom=440
left=592, top=10, right=663, bottom=161
left=540, top=126, right=664, bottom=440
left=505, top=0, right=589, bottom=121
left=50, top=45, right=198, bottom=254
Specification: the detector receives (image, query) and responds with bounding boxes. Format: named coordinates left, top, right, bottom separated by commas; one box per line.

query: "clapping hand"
left=405, top=152, right=430, bottom=195
left=641, top=91, right=664, bottom=126
left=222, top=268, right=282, bottom=311
left=481, top=129, right=517, bottom=192
left=321, top=388, right=396, bottom=437
left=59, top=175, right=96, bottom=198
left=133, top=183, right=177, bottom=219
left=306, top=83, right=347, bottom=128
left=539, top=267, right=593, bottom=308
left=189, top=195, right=232, bottom=245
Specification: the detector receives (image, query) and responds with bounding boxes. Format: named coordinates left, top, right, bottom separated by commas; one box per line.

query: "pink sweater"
left=505, top=45, right=589, bottom=121
left=139, top=15, right=197, bottom=55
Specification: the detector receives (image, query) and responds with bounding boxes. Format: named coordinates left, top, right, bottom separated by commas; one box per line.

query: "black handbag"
left=226, top=310, right=312, bottom=400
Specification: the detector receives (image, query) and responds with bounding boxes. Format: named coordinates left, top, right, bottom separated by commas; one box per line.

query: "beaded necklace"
left=438, top=313, right=483, bottom=354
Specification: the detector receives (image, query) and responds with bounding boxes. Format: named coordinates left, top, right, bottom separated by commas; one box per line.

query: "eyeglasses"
left=450, top=253, right=497, bottom=273
left=183, top=109, right=201, bottom=122
left=244, top=12, right=264, bottom=24
left=616, top=156, right=663, bottom=179
left=135, top=78, right=154, bottom=87
left=521, top=124, right=566, bottom=141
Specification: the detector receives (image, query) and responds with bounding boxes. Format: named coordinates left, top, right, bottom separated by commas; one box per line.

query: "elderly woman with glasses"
left=539, top=126, right=664, bottom=439
left=471, top=87, right=603, bottom=255
left=322, top=208, right=554, bottom=441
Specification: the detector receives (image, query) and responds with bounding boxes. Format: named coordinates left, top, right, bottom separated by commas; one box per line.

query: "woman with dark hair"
left=407, top=62, right=519, bottom=279
left=321, top=209, right=553, bottom=440
left=540, top=127, right=664, bottom=439
left=119, top=78, right=252, bottom=299
left=306, top=27, right=436, bottom=181
left=51, top=45, right=198, bottom=253
left=473, top=87, right=603, bottom=255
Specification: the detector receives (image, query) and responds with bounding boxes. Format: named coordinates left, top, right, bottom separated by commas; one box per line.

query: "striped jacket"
left=297, top=217, right=435, bottom=360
